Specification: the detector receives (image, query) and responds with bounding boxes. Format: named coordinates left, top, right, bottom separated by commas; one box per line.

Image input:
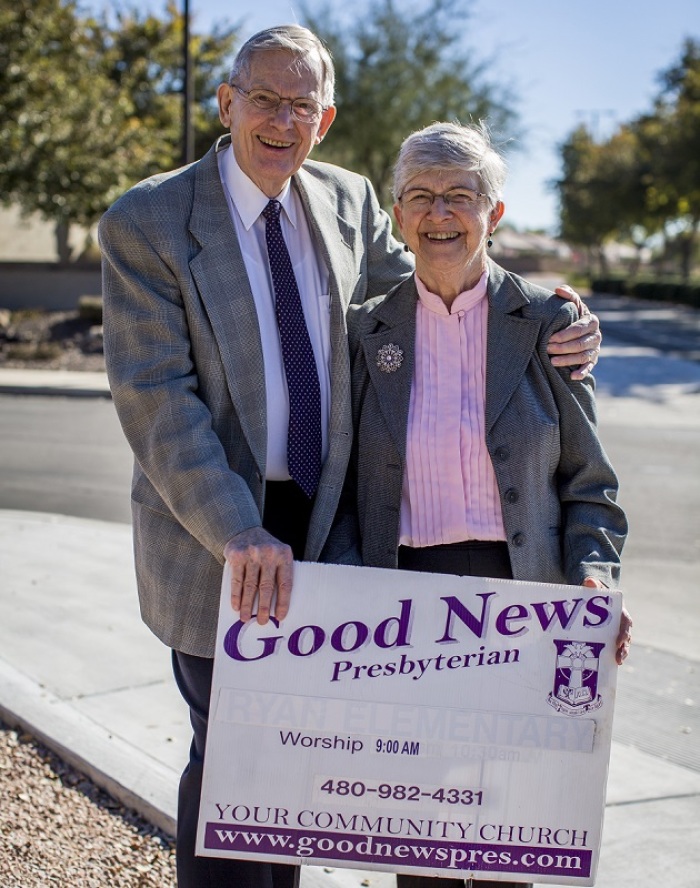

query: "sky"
left=91, top=0, right=698, bottom=233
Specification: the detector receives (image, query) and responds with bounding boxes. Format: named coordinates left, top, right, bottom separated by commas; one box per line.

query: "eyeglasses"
left=231, top=84, right=328, bottom=123
left=399, top=187, right=487, bottom=211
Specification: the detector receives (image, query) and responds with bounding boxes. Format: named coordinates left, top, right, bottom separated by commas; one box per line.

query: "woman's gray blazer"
left=330, top=262, right=627, bottom=587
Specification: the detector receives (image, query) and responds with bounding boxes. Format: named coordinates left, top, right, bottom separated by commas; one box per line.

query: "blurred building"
left=0, top=206, right=100, bottom=311
left=490, top=227, right=573, bottom=274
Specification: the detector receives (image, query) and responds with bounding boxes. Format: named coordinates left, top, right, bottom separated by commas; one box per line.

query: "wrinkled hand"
left=615, top=606, right=633, bottom=665
left=582, top=577, right=632, bottom=665
left=224, top=526, right=293, bottom=625
left=548, top=285, right=601, bottom=380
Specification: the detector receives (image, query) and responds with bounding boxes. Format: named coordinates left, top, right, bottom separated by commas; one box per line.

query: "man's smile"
left=258, top=135, right=294, bottom=149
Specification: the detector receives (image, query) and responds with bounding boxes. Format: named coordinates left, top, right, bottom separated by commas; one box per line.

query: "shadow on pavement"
left=593, top=347, right=700, bottom=399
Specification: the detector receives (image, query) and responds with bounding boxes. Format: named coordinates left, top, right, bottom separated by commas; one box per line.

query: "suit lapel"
left=294, top=168, right=357, bottom=315
left=293, top=168, right=360, bottom=555
left=293, top=167, right=356, bottom=426
left=361, top=278, right=418, bottom=458
left=188, top=137, right=268, bottom=470
left=485, top=262, right=542, bottom=432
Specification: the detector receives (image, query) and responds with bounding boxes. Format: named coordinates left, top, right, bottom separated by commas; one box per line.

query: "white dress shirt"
left=218, top=146, right=331, bottom=479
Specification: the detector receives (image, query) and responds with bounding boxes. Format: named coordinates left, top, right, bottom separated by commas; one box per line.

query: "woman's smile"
left=423, top=231, right=461, bottom=241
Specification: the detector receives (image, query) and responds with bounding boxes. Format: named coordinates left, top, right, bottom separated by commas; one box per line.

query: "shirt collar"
left=220, top=145, right=298, bottom=231
left=415, top=268, right=489, bottom=316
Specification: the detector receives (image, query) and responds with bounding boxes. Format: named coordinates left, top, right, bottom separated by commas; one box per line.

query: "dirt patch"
left=0, top=309, right=105, bottom=372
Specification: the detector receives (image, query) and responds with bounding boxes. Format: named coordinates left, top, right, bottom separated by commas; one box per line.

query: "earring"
left=403, top=243, right=411, bottom=252
left=487, top=233, right=493, bottom=248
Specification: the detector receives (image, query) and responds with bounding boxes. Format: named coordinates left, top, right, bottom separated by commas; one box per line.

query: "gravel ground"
left=0, top=721, right=176, bottom=887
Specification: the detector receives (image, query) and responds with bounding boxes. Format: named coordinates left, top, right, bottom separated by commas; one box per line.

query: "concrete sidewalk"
left=2, top=307, right=700, bottom=885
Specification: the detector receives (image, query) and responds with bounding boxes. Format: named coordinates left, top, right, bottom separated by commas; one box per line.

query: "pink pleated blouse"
left=399, top=270, right=507, bottom=547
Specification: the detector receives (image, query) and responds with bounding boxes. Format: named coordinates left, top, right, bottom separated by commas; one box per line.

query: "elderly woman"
left=332, top=122, right=631, bottom=888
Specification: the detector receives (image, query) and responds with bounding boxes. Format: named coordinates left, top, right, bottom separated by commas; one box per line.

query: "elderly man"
left=99, top=24, right=600, bottom=888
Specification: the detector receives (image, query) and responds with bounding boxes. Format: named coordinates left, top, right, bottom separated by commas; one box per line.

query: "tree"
left=302, top=0, right=518, bottom=208
left=645, top=39, right=700, bottom=281
left=556, top=123, right=662, bottom=275
left=609, top=125, right=664, bottom=261
left=0, top=0, right=237, bottom=261
left=0, top=1, right=124, bottom=260
left=555, top=126, right=615, bottom=275
left=555, top=38, right=700, bottom=281
left=96, top=2, right=238, bottom=168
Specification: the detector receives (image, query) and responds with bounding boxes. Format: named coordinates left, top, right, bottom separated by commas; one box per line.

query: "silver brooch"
left=376, top=343, right=404, bottom=373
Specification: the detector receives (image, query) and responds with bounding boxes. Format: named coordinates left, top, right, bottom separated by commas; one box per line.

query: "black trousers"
left=396, top=541, right=531, bottom=888
left=173, top=481, right=311, bottom=888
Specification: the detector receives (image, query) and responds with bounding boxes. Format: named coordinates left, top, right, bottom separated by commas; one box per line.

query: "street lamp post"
left=182, top=0, right=195, bottom=165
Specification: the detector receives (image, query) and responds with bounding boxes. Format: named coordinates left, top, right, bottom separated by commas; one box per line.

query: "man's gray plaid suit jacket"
left=99, top=135, right=411, bottom=657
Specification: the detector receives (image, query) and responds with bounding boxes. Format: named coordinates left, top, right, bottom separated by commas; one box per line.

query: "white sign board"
left=196, top=562, right=621, bottom=885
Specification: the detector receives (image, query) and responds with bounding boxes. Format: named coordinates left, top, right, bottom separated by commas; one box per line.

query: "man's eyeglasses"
left=231, top=84, right=328, bottom=123
left=399, top=187, right=487, bottom=211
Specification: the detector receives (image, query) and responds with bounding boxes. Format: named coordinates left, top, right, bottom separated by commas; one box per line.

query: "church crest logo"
left=547, top=640, right=605, bottom=716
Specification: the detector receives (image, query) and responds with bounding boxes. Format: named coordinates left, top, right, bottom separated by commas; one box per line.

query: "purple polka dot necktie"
left=262, top=199, right=322, bottom=498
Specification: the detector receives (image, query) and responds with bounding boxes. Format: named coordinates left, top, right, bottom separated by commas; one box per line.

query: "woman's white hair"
left=392, top=121, right=507, bottom=206
left=228, top=25, right=335, bottom=107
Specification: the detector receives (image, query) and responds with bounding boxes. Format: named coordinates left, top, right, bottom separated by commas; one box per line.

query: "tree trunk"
left=55, top=220, right=72, bottom=264
left=595, top=244, right=609, bottom=278
left=629, top=241, right=644, bottom=277
left=678, top=218, right=699, bottom=284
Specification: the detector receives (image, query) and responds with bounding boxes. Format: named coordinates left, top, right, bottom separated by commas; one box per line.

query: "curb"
left=0, top=656, right=177, bottom=838
left=0, top=369, right=111, bottom=398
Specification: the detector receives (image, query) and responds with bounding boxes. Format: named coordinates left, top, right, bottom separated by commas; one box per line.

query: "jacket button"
left=512, top=532, right=526, bottom=547
left=495, top=446, right=510, bottom=462
left=504, top=488, right=519, bottom=504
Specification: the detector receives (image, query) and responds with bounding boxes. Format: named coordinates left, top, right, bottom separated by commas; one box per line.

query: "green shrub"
left=78, top=296, right=103, bottom=324
left=590, top=277, right=628, bottom=295
left=591, top=277, right=700, bottom=307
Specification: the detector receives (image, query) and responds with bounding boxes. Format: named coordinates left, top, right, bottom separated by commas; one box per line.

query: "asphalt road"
left=0, top=394, right=133, bottom=524
left=587, top=291, right=700, bottom=363
left=2, top=376, right=698, bottom=563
